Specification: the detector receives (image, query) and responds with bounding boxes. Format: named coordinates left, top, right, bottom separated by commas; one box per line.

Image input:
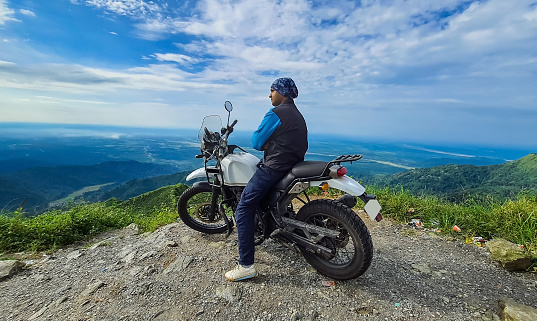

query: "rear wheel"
left=177, top=186, right=233, bottom=234
left=295, top=199, right=373, bottom=280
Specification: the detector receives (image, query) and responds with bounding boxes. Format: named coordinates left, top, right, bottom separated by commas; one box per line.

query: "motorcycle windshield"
left=198, top=115, right=222, bottom=143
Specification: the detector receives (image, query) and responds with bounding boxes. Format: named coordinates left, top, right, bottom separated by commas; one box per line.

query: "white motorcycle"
left=178, top=101, right=382, bottom=280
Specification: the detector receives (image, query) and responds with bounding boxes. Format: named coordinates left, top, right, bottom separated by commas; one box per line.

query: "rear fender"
left=309, top=175, right=366, bottom=196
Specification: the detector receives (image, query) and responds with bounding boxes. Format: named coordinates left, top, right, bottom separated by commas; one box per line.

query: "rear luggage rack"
left=331, top=154, right=362, bottom=164
left=323, top=154, right=362, bottom=176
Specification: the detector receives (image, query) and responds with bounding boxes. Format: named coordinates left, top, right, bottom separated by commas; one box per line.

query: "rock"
left=215, top=285, right=242, bottom=302
left=139, top=250, right=157, bottom=261
left=486, top=239, right=532, bottom=271
left=80, top=280, right=106, bottom=298
left=180, top=235, right=193, bottom=244
left=157, top=222, right=180, bottom=234
left=0, top=260, right=25, bottom=280
left=165, top=241, right=178, bottom=247
left=163, top=255, right=193, bottom=274
left=122, top=223, right=140, bottom=236
left=65, top=250, right=83, bottom=261
left=290, top=311, right=304, bottom=320
left=28, top=305, right=48, bottom=320
left=498, top=298, right=537, bottom=321
left=122, top=251, right=136, bottom=265
left=53, top=296, right=68, bottom=308
left=129, top=266, right=144, bottom=276
left=208, top=241, right=225, bottom=249
left=88, top=240, right=108, bottom=250
left=411, top=262, right=431, bottom=274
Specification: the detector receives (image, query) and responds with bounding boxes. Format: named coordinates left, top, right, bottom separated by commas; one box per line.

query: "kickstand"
left=219, top=204, right=234, bottom=238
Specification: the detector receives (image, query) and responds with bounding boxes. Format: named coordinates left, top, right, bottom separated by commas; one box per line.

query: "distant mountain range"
left=374, top=153, right=537, bottom=201
left=0, top=160, right=180, bottom=214
left=1, top=154, right=536, bottom=215
left=81, top=171, right=190, bottom=203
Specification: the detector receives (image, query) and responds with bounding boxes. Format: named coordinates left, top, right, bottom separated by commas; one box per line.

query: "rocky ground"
left=1, top=212, right=536, bottom=321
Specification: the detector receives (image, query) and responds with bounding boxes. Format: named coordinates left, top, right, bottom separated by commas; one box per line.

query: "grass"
left=1, top=183, right=535, bottom=265
left=0, top=184, right=188, bottom=253
left=366, top=186, right=537, bottom=251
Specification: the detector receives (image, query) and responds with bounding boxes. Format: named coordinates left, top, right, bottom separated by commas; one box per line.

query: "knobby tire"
left=177, top=186, right=228, bottom=234
left=295, top=199, right=373, bottom=280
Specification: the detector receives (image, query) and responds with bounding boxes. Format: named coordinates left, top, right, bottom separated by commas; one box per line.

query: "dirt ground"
left=1, top=208, right=536, bottom=321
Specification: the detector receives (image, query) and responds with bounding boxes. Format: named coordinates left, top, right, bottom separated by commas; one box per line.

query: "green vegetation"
left=0, top=184, right=188, bottom=253
left=306, top=185, right=536, bottom=252
left=0, top=160, right=180, bottom=214
left=1, top=180, right=535, bottom=270
left=367, top=186, right=537, bottom=251
left=83, top=171, right=190, bottom=203
left=375, top=153, right=537, bottom=201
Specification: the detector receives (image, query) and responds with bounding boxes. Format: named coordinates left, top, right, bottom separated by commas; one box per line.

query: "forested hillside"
left=0, top=161, right=179, bottom=214
left=82, top=171, right=190, bottom=202
left=375, top=153, right=537, bottom=200
left=2, top=153, right=536, bottom=215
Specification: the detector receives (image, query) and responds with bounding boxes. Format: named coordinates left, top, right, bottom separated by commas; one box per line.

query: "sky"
left=1, top=0, right=536, bottom=148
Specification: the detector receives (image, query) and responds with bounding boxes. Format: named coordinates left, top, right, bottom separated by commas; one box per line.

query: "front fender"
left=192, top=181, right=213, bottom=191
left=309, top=175, right=366, bottom=196
left=186, top=167, right=206, bottom=181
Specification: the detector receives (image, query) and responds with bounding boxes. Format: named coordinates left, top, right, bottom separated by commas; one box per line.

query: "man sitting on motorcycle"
left=225, top=77, right=308, bottom=281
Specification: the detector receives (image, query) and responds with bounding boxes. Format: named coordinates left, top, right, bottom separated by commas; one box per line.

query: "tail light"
left=329, top=165, right=347, bottom=178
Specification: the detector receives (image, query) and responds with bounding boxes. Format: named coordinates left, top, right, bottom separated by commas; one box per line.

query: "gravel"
left=1, top=213, right=536, bottom=321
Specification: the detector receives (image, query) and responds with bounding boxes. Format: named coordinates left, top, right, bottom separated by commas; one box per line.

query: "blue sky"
left=1, top=0, right=536, bottom=148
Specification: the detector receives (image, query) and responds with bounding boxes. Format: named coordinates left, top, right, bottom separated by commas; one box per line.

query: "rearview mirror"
left=224, top=101, right=233, bottom=112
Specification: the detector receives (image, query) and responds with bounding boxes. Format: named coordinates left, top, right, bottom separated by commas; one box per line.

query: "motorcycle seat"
left=272, top=161, right=328, bottom=191
left=291, top=161, right=327, bottom=177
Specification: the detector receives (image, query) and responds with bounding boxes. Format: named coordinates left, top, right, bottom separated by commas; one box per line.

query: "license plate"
left=364, top=199, right=382, bottom=221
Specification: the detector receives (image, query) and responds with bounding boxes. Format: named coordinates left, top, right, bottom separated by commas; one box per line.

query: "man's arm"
left=252, top=109, right=281, bottom=151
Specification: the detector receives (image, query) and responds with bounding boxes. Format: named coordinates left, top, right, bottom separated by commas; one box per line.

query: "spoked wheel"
left=177, top=186, right=233, bottom=234
left=295, top=199, right=373, bottom=280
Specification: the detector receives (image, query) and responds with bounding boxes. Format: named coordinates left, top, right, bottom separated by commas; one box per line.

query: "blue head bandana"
left=271, top=77, right=298, bottom=99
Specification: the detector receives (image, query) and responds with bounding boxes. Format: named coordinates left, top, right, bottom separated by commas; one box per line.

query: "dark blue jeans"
left=235, top=162, right=288, bottom=266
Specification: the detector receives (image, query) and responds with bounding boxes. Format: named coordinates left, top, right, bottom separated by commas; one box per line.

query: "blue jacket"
left=252, top=100, right=308, bottom=172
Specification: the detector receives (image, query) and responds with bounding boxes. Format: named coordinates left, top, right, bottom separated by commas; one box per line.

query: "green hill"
left=82, top=171, right=190, bottom=202
left=0, top=183, right=189, bottom=252
left=376, top=153, right=537, bottom=200
left=0, top=161, right=179, bottom=214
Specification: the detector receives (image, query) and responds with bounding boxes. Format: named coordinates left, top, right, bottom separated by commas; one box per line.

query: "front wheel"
left=296, top=199, right=373, bottom=280
left=177, top=186, right=232, bottom=234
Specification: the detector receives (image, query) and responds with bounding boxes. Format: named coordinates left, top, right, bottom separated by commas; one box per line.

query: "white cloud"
left=154, top=53, right=199, bottom=64
left=184, top=0, right=310, bottom=41
left=19, top=9, right=35, bottom=17
left=34, top=96, right=114, bottom=105
left=0, top=0, right=17, bottom=25
left=0, top=61, right=228, bottom=94
left=127, top=0, right=537, bottom=99
left=524, top=7, right=537, bottom=21
left=85, top=0, right=162, bottom=17
left=2, top=0, right=537, bottom=145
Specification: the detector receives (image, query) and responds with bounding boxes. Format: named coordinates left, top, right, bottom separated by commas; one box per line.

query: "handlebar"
left=225, top=119, right=238, bottom=136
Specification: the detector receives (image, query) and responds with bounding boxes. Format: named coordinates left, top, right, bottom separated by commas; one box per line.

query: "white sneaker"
left=225, top=264, right=257, bottom=281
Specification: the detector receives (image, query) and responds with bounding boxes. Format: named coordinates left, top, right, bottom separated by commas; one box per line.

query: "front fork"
left=208, top=185, right=219, bottom=221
